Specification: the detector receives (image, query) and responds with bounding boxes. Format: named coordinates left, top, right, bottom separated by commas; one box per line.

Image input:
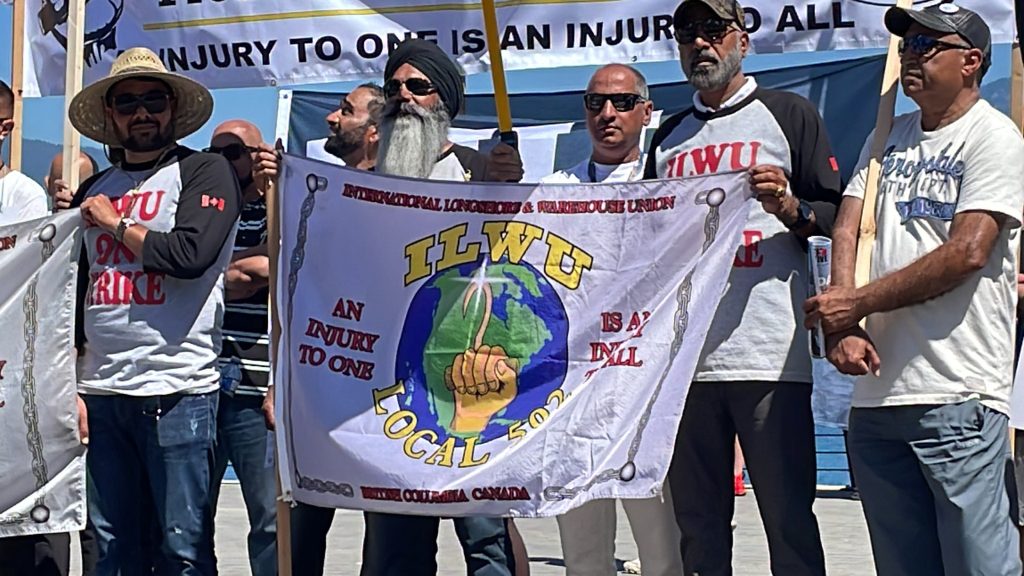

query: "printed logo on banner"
left=394, top=255, right=571, bottom=453
left=39, top=0, right=124, bottom=65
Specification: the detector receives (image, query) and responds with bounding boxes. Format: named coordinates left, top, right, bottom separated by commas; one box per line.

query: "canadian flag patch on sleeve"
left=201, top=194, right=225, bottom=211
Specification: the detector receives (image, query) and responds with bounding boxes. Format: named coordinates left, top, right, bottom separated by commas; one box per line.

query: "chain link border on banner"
left=2, top=223, right=59, bottom=526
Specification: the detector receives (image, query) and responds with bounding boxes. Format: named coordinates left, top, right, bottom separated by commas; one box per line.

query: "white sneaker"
left=624, top=558, right=641, bottom=574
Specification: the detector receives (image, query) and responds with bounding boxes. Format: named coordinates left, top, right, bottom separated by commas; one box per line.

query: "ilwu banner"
left=22, top=0, right=1012, bottom=96
left=276, top=155, right=750, bottom=516
left=0, top=212, right=86, bottom=537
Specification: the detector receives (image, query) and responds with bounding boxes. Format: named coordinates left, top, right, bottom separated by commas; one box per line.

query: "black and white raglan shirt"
left=72, top=146, right=241, bottom=396
left=644, top=78, right=842, bottom=384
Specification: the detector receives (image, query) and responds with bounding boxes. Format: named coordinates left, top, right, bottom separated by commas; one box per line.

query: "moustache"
left=129, top=120, right=160, bottom=130
left=690, top=52, right=719, bottom=67
left=383, top=101, right=432, bottom=120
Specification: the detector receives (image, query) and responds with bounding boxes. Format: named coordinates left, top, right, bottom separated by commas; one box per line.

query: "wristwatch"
left=785, top=200, right=814, bottom=231
left=114, top=217, right=137, bottom=243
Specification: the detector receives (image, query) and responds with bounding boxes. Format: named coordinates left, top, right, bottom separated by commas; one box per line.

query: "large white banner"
left=23, top=0, right=1013, bottom=97
left=276, top=155, right=750, bottom=516
left=0, top=212, right=86, bottom=537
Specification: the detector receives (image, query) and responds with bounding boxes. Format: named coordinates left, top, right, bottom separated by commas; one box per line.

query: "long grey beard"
left=376, top=101, right=451, bottom=179
left=684, top=43, right=743, bottom=92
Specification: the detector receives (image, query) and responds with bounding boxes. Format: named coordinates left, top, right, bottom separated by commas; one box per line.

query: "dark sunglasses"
left=898, top=34, right=972, bottom=57
left=583, top=93, right=646, bottom=112
left=674, top=18, right=737, bottom=45
left=203, top=143, right=260, bottom=161
left=110, top=91, right=172, bottom=116
left=383, top=77, right=437, bottom=99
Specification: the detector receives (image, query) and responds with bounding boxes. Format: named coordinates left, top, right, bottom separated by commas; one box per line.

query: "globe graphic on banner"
left=396, top=257, right=569, bottom=445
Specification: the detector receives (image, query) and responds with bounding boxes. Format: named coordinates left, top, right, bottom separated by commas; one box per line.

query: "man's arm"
left=225, top=251, right=270, bottom=301
left=806, top=209, right=1006, bottom=334
left=859, top=210, right=1004, bottom=315
left=141, top=153, right=242, bottom=279
left=830, top=196, right=862, bottom=288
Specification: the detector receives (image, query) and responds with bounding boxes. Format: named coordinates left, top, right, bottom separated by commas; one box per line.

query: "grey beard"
left=376, top=101, right=450, bottom=179
left=683, top=43, right=743, bottom=92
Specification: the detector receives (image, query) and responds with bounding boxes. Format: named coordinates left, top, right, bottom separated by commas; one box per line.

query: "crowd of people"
left=0, top=0, right=1022, bottom=575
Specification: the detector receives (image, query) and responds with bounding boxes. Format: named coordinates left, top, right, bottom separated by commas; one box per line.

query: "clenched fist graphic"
left=445, top=276, right=520, bottom=434
left=445, top=344, right=519, bottom=433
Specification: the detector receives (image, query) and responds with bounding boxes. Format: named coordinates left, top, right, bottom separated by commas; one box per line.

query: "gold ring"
left=775, top=185, right=785, bottom=198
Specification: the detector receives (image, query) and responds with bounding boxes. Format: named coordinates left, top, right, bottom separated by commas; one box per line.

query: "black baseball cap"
left=885, top=3, right=991, bottom=69
left=673, top=0, right=744, bottom=29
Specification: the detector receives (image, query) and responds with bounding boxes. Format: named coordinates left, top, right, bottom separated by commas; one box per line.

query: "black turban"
left=384, top=38, right=464, bottom=120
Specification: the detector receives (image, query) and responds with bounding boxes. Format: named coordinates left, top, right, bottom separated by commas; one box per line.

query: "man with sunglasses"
left=203, top=120, right=278, bottom=576
left=68, top=47, right=240, bottom=574
left=0, top=80, right=47, bottom=226
left=356, top=37, right=524, bottom=576
left=539, top=64, right=684, bottom=576
left=805, top=6, right=1024, bottom=575
left=645, top=1, right=842, bottom=574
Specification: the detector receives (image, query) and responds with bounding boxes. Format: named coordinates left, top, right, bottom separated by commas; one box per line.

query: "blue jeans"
left=210, top=393, right=277, bottom=576
left=85, top=392, right=218, bottom=576
left=849, top=401, right=1021, bottom=576
left=360, top=513, right=515, bottom=576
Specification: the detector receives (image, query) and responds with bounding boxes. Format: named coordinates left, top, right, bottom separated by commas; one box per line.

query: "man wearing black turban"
left=375, top=38, right=523, bottom=183
left=360, top=38, right=525, bottom=576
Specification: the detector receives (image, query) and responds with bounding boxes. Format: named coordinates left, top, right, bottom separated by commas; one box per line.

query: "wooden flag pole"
left=10, top=0, right=25, bottom=171
left=853, top=0, right=912, bottom=290
left=61, top=0, right=86, bottom=190
left=480, top=0, right=514, bottom=138
left=264, top=143, right=292, bottom=576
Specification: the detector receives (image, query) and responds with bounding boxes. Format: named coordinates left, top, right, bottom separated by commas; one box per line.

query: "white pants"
left=556, top=484, right=683, bottom=576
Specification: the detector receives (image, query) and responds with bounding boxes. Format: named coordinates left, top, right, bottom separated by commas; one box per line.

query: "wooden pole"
left=264, top=143, right=292, bottom=576
left=480, top=0, right=514, bottom=137
left=1012, top=42, right=1024, bottom=132
left=61, top=0, right=86, bottom=190
left=10, top=0, right=25, bottom=171
left=853, top=0, right=912, bottom=289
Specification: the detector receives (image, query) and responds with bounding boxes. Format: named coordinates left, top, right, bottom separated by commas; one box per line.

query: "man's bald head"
left=210, top=119, right=265, bottom=199
left=212, top=119, right=263, bottom=148
left=46, top=151, right=97, bottom=195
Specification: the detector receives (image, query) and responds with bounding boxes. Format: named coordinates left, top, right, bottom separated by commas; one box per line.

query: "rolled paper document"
left=807, top=236, right=832, bottom=359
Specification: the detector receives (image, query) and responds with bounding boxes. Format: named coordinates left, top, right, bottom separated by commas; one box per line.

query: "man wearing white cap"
left=68, top=47, right=241, bottom=573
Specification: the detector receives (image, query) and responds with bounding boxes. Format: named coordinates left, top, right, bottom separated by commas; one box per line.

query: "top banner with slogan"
left=0, top=212, right=86, bottom=537
left=276, top=154, right=750, bottom=516
left=22, top=0, right=1013, bottom=97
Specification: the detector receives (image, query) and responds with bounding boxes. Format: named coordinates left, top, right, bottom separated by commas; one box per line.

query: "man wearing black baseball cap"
left=648, top=1, right=840, bottom=575
left=805, top=4, right=1024, bottom=575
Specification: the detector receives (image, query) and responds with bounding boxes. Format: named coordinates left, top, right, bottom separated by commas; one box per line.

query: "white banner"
left=22, top=0, right=1013, bottom=97
left=0, top=212, right=86, bottom=537
left=276, top=155, right=750, bottom=516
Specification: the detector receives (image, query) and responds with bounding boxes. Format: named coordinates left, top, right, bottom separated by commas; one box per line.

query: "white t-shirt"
left=540, top=156, right=645, bottom=184
left=0, top=170, right=47, bottom=226
left=844, top=99, right=1024, bottom=415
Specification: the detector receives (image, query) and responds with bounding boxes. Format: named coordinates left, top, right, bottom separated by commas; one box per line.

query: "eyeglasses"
left=898, top=34, right=972, bottom=58
left=110, top=91, right=172, bottom=116
left=583, top=93, right=646, bottom=112
left=203, top=143, right=260, bottom=161
left=383, top=77, right=437, bottom=99
left=674, top=18, right=737, bottom=45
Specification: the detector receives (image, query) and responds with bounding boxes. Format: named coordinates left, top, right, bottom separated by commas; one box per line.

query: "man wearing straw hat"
left=68, top=47, right=241, bottom=573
